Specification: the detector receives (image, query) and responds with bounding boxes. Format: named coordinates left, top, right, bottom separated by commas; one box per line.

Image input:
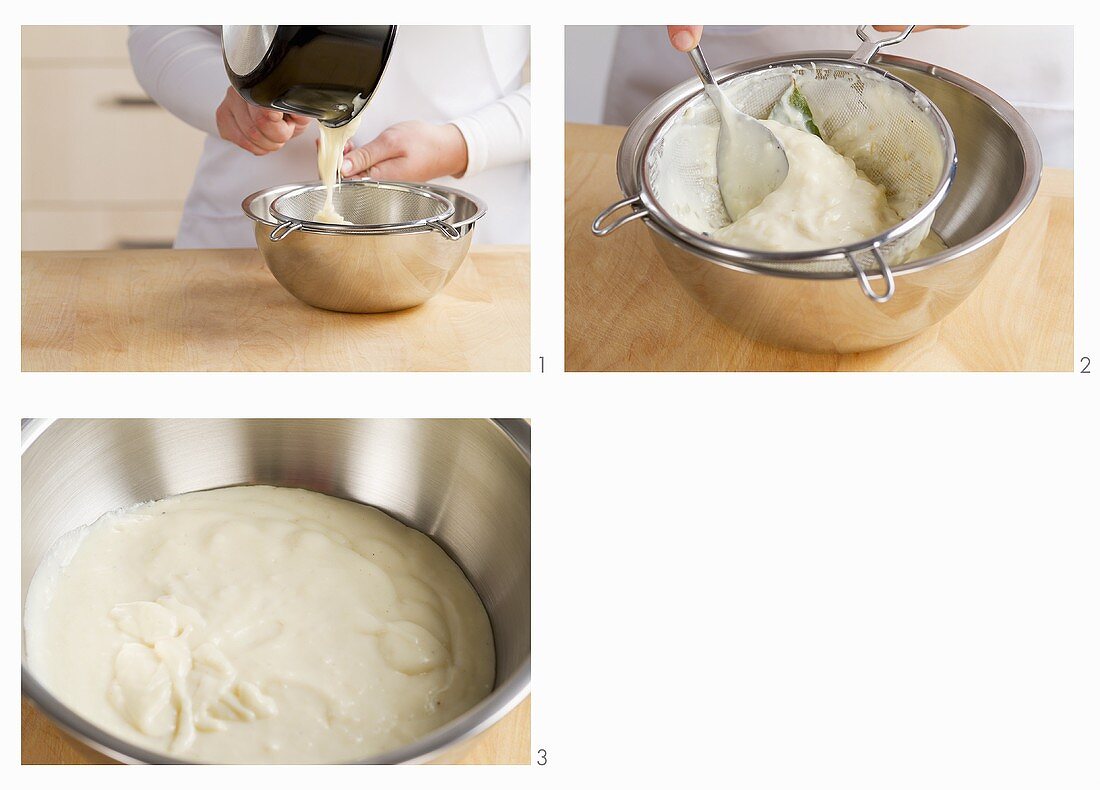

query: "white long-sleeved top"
left=129, top=26, right=530, bottom=247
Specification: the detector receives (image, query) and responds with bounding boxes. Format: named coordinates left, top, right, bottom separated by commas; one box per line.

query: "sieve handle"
left=845, top=246, right=896, bottom=303
left=428, top=220, right=462, bottom=240
left=269, top=221, right=302, bottom=242
left=592, top=196, right=649, bottom=237
left=851, top=25, right=916, bottom=64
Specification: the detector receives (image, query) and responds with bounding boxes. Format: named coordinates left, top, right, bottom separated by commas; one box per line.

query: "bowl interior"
left=881, top=61, right=1034, bottom=251
left=21, top=418, right=530, bottom=763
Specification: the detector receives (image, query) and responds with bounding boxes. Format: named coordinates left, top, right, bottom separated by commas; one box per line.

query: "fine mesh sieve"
left=269, top=181, right=459, bottom=241
left=594, top=26, right=958, bottom=303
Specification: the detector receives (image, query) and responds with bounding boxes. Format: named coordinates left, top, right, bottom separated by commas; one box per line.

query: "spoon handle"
left=687, top=46, right=717, bottom=89
left=689, top=45, right=731, bottom=113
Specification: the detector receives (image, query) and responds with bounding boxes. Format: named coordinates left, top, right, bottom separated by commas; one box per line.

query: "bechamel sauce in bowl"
left=24, top=485, right=495, bottom=764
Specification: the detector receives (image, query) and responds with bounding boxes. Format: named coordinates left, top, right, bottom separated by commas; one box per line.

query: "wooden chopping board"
left=22, top=245, right=530, bottom=372
left=22, top=695, right=530, bottom=764
left=565, top=123, right=1074, bottom=372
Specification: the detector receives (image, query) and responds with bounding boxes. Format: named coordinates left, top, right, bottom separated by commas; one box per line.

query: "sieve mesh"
left=271, top=181, right=454, bottom=230
left=647, top=61, right=952, bottom=273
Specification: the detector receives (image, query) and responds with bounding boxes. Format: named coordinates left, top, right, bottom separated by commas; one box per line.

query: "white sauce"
left=315, top=116, right=362, bottom=224
left=655, top=70, right=948, bottom=264
left=712, top=120, right=904, bottom=252
left=24, top=486, right=495, bottom=764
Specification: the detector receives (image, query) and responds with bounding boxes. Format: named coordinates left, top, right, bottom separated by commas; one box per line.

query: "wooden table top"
left=22, top=245, right=530, bottom=372
left=565, top=123, right=1074, bottom=372
left=22, top=695, right=530, bottom=765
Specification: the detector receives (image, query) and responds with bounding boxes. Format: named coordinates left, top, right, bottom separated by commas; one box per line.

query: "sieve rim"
left=243, top=180, right=487, bottom=239
left=609, top=50, right=1041, bottom=281
left=270, top=180, right=455, bottom=233
left=636, top=56, right=958, bottom=266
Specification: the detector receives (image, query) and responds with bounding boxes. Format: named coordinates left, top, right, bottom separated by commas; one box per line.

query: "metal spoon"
left=688, top=45, right=789, bottom=222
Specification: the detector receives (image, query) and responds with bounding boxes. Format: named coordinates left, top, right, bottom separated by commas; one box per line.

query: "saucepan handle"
left=851, top=25, right=916, bottom=64
left=845, top=245, right=896, bottom=303
left=592, top=195, right=649, bottom=237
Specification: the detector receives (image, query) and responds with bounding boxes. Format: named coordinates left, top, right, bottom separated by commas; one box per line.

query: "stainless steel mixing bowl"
left=244, top=182, right=487, bottom=314
left=21, top=418, right=530, bottom=765
left=605, top=52, right=1043, bottom=353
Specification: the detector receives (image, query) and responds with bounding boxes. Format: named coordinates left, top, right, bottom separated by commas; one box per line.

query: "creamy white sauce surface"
left=656, top=74, right=947, bottom=263
left=25, top=485, right=494, bottom=764
left=712, top=120, right=901, bottom=252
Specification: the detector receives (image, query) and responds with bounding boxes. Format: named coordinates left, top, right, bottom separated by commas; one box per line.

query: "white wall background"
left=564, top=26, right=617, bottom=124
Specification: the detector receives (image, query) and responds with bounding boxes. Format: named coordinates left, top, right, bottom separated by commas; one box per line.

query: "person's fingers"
left=242, top=123, right=283, bottom=151
left=229, top=100, right=282, bottom=152
left=216, top=91, right=245, bottom=147
left=341, top=146, right=372, bottom=177
left=221, top=99, right=268, bottom=155
left=250, top=125, right=286, bottom=150
left=343, top=131, right=404, bottom=177
left=216, top=89, right=278, bottom=154
left=289, top=120, right=311, bottom=139
left=288, top=114, right=313, bottom=139
left=223, top=112, right=268, bottom=155
left=667, top=26, right=703, bottom=52
left=250, top=107, right=296, bottom=146
left=364, top=158, right=406, bottom=180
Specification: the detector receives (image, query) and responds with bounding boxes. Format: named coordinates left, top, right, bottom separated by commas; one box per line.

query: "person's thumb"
left=667, top=26, right=703, bottom=52
left=341, top=146, right=372, bottom=177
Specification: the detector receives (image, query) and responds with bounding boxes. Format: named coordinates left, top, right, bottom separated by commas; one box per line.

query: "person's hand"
left=667, top=26, right=703, bottom=52
left=215, top=87, right=311, bottom=155
left=340, top=121, right=469, bottom=181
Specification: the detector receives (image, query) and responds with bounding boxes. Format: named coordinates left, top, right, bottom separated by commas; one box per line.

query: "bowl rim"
left=243, top=179, right=488, bottom=237
left=20, top=417, right=531, bottom=765
left=616, top=50, right=1044, bottom=281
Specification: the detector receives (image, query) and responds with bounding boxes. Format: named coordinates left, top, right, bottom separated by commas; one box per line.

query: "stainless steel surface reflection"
left=244, top=182, right=487, bottom=313
left=21, top=418, right=530, bottom=765
left=608, top=53, right=1042, bottom=353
